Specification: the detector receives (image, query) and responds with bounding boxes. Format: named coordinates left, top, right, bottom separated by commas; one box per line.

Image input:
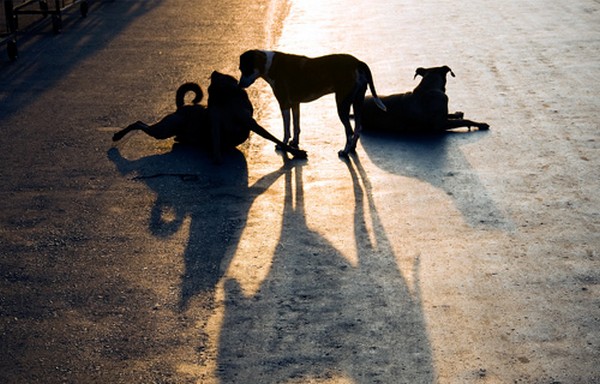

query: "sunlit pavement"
left=0, top=0, right=598, bottom=383
left=219, top=1, right=600, bottom=383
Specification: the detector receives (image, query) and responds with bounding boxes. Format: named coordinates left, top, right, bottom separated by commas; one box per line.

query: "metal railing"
left=1, top=0, right=90, bottom=61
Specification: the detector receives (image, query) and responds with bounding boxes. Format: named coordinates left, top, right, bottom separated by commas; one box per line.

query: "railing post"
left=4, top=0, right=18, bottom=33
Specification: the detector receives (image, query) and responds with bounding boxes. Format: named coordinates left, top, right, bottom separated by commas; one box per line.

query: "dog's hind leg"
left=113, top=113, right=185, bottom=142
left=112, top=121, right=147, bottom=141
left=336, top=94, right=356, bottom=157
left=142, top=114, right=186, bottom=140
left=349, top=85, right=367, bottom=153
left=445, top=118, right=489, bottom=131
left=338, top=82, right=368, bottom=157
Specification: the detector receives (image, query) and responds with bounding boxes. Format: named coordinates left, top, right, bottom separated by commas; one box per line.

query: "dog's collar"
left=259, top=50, right=275, bottom=75
left=259, top=50, right=276, bottom=85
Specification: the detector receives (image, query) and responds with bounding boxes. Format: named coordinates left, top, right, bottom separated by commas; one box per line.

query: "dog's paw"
left=112, top=130, right=126, bottom=142
left=292, top=149, right=308, bottom=159
left=479, top=123, right=490, bottom=130
left=338, top=150, right=350, bottom=159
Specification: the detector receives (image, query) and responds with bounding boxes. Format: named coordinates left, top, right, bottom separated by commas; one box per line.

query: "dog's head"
left=414, top=66, right=455, bottom=93
left=208, top=71, right=253, bottom=112
left=211, top=71, right=239, bottom=88
left=209, top=71, right=244, bottom=100
left=239, top=50, right=267, bottom=88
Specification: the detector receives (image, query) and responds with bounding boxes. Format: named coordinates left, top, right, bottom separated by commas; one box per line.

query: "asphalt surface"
left=1, top=0, right=599, bottom=383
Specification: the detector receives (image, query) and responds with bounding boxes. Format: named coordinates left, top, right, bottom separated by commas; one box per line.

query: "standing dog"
left=239, top=50, right=387, bottom=157
left=113, top=71, right=307, bottom=161
left=361, top=66, right=489, bottom=133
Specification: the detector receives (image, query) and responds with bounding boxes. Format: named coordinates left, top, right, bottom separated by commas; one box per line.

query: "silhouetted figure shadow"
left=361, top=130, right=511, bottom=229
left=217, top=156, right=433, bottom=382
left=108, top=144, right=291, bottom=310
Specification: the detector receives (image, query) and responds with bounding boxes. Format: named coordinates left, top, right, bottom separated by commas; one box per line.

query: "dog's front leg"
left=448, top=111, right=464, bottom=119
left=291, top=103, right=300, bottom=148
left=279, top=107, right=292, bottom=148
left=209, top=107, right=223, bottom=163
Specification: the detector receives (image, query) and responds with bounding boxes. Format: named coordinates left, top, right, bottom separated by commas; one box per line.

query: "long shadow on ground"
left=109, top=145, right=293, bottom=310
left=217, top=156, right=434, bottom=383
left=361, top=130, right=511, bottom=230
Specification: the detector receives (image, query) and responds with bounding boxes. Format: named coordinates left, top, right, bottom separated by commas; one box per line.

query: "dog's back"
left=208, top=71, right=253, bottom=147
left=362, top=67, right=453, bottom=133
left=171, top=82, right=210, bottom=145
left=362, top=92, right=441, bottom=132
left=208, top=72, right=253, bottom=113
left=279, top=53, right=361, bottom=101
left=362, top=65, right=488, bottom=133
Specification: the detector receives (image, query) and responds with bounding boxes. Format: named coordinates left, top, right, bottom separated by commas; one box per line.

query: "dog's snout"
left=239, top=72, right=258, bottom=88
left=239, top=77, right=251, bottom=88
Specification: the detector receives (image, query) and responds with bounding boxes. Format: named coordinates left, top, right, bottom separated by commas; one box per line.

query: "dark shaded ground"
left=0, top=0, right=283, bottom=382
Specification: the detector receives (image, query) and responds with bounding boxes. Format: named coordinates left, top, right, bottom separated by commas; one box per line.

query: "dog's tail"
left=359, top=62, right=387, bottom=112
left=176, top=82, right=204, bottom=109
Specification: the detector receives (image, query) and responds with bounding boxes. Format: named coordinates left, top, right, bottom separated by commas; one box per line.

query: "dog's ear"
left=414, top=67, right=426, bottom=79
left=443, top=66, right=455, bottom=77
left=243, top=50, right=267, bottom=70
left=254, top=50, right=267, bottom=72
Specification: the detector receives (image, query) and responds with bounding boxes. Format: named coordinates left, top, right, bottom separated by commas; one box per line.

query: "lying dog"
left=238, top=50, right=387, bottom=157
left=361, top=66, right=489, bottom=133
left=113, top=71, right=307, bottom=161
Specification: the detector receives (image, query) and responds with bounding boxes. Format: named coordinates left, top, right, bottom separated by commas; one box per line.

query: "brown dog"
left=361, top=66, right=489, bottom=133
left=239, top=50, right=386, bottom=157
left=113, top=71, right=307, bottom=161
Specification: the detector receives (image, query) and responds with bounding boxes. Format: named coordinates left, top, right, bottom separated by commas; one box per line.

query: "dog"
left=112, top=71, right=307, bottom=161
left=238, top=50, right=387, bottom=157
left=361, top=66, right=489, bottom=133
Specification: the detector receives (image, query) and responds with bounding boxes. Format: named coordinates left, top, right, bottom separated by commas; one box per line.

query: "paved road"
left=256, top=1, right=600, bottom=383
left=1, top=0, right=599, bottom=383
left=0, top=0, right=282, bottom=382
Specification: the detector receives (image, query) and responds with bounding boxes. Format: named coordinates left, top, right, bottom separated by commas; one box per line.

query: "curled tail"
left=175, top=82, right=204, bottom=109
left=359, top=62, right=387, bottom=112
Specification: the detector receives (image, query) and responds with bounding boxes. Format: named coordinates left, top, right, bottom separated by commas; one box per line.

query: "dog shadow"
left=360, top=130, right=511, bottom=229
left=217, top=157, right=434, bottom=383
left=108, top=144, right=290, bottom=310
